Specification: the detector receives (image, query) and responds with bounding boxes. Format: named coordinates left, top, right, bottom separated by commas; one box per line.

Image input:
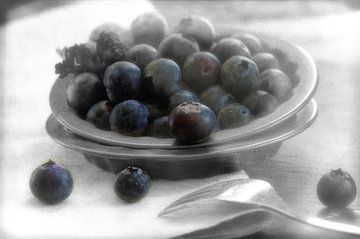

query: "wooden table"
left=1, top=1, right=360, bottom=238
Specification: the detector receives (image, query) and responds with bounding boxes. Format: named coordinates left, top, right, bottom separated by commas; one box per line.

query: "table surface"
left=1, top=1, right=360, bottom=238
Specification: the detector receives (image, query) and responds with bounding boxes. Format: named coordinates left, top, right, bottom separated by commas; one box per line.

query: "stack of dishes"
left=46, top=32, right=318, bottom=179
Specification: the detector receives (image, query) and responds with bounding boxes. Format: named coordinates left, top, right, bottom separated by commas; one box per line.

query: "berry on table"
left=30, top=160, right=73, bottom=204
left=317, top=169, right=357, bottom=209
left=113, top=166, right=151, bottom=203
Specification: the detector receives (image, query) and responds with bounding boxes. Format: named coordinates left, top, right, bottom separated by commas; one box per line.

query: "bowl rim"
left=49, top=31, right=318, bottom=149
left=46, top=100, right=318, bottom=161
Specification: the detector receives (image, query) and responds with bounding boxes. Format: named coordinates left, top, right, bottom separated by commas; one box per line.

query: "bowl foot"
left=83, top=142, right=282, bottom=180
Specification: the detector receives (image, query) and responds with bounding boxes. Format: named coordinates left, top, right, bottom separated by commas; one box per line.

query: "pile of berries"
left=57, top=13, right=298, bottom=144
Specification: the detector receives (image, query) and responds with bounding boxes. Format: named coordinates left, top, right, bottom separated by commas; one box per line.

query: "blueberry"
left=169, top=102, right=217, bottom=144
left=90, top=24, right=132, bottom=65
left=114, top=166, right=151, bottom=203
left=317, top=169, right=357, bottom=209
left=221, top=56, right=259, bottom=100
left=130, top=12, right=168, bottom=47
left=125, top=44, right=158, bottom=71
left=257, top=69, right=293, bottom=103
left=103, top=61, right=142, bottom=104
left=158, top=33, right=200, bottom=67
left=169, top=90, right=200, bottom=111
left=147, top=116, right=172, bottom=138
left=174, top=16, right=216, bottom=50
left=110, top=100, right=149, bottom=136
left=66, top=72, right=107, bottom=117
left=183, top=51, right=221, bottom=93
left=144, top=103, right=167, bottom=123
left=212, top=38, right=251, bottom=63
left=86, top=100, right=113, bottom=130
left=30, top=160, right=73, bottom=204
left=89, top=23, right=132, bottom=46
left=218, top=103, right=252, bottom=129
left=143, top=58, right=181, bottom=99
left=243, top=90, right=278, bottom=117
left=252, top=52, right=279, bottom=73
left=199, top=85, right=235, bottom=116
left=232, top=32, right=264, bottom=55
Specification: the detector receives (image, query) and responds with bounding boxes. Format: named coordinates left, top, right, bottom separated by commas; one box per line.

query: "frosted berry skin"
left=257, top=69, right=293, bottom=103
left=66, top=72, right=107, bottom=117
left=218, top=103, right=252, bottom=129
left=110, top=100, right=150, bottom=136
left=147, top=116, right=172, bottom=138
left=232, top=32, right=264, bottom=55
left=182, top=51, right=221, bottom=93
left=103, top=61, right=142, bottom=104
left=169, top=102, right=217, bottom=144
left=86, top=100, right=113, bottom=130
left=130, top=12, right=168, bottom=48
left=143, top=58, right=182, bottom=99
left=174, top=16, right=216, bottom=50
left=199, top=85, right=235, bottom=116
left=125, top=44, right=158, bottom=71
left=30, top=160, right=73, bottom=204
left=168, top=90, right=200, bottom=111
left=221, top=56, right=259, bottom=100
left=252, top=52, right=279, bottom=73
left=114, top=166, right=151, bottom=203
left=243, top=90, right=278, bottom=117
left=317, top=169, right=357, bottom=209
left=212, top=38, right=251, bottom=63
left=158, top=33, right=200, bottom=67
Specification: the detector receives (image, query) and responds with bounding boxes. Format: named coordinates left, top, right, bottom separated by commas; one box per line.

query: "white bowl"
left=46, top=99, right=317, bottom=179
left=49, top=32, right=318, bottom=149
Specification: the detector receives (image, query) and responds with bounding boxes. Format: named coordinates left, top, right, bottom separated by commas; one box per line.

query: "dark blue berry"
left=243, top=90, right=278, bottom=117
left=158, top=33, right=200, bottom=67
left=30, top=160, right=73, bottom=204
left=86, top=100, right=113, bottom=130
left=168, top=90, right=200, bottom=111
left=114, top=166, right=151, bottom=203
left=212, top=38, right=251, bottom=63
left=257, top=69, right=293, bottom=103
left=144, top=103, right=167, bottom=123
left=147, top=116, right=172, bottom=138
left=103, top=61, right=142, bottom=104
left=66, top=72, right=107, bottom=117
left=175, top=16, right=215, bottom=50
left=317, top=169, right=357, bottom=209
left=199, top=85, right=235, bottom=116
left=169, top=102, right=217, bottom=144
left=221, top=56, right=259, bottom=100
left=130, top=12, right=168, bottom=47
left=218, top=103, right=252, bottom=129
left=143, top=58, right=181, bottom=99
left=183, top=51, right=221, bottom=93
left=110, top=100, right=149, bottom=136
left=125, top=44, right=158, bottom=71
left=232, top=32, right=264, bottom=55
left=252, top=52, right=279, bottom=73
